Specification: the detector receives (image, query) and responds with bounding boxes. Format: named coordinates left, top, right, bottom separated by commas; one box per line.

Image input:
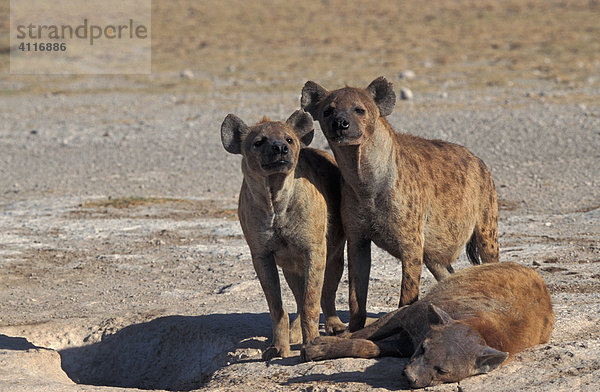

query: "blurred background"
left=1, top=0, right=599, bottom=95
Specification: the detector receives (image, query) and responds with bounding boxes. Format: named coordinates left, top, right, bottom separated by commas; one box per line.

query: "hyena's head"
left=301, top=76, right=396, bottom=146
left=403, top=304, right=508, bottom=388
left=221, top=109, right=314, bottom=176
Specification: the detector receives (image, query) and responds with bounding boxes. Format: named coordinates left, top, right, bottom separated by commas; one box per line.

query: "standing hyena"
left=221, top=109, right=346, bottom=360
left=302, top=77, right=499, bottom=330
left=303, top=262, right=554, bottom=388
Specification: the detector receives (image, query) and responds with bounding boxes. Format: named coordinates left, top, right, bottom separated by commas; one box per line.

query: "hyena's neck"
left=333, top=118, right=398, bottom=197
left=265, top=173, right=295, bottom=214
left=242, top=162, right=294, bottom=215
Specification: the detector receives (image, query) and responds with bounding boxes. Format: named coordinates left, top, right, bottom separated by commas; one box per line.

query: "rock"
left=400, top=87, right=413, bottom=100
left=217, top=281, right=256, bottom=294
left=399, top=70, right=416, bottom=80
left=180, top=69, right=194, bottom=79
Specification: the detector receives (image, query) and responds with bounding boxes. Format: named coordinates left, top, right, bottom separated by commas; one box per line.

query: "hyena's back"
left=422, top=262, right=554, bottom=354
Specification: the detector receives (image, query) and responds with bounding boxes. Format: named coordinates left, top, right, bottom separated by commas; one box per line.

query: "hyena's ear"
left=301, top=81, right=329, bottom=119
left=287, top=109, right=314, bottom=147
left=474, top=345, right=508, bottom=374
left=427, top=304, right=453, bottom=325
left=366, top=76, right=396, bottom=117
left=221, top=114, right=250, bottom=155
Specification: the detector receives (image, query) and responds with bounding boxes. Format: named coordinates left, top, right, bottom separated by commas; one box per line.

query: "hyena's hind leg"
left=302, top=335, right=411, bottom=361
left=282, top=269, right=305, bottom=345
left=424, top=254, right=454, bottom=281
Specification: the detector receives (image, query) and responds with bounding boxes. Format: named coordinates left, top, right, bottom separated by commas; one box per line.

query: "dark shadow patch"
left=58, top=311, right=379, bottom=391
left=59, top=313, right=270, bottom=391
left=0, top=334, right=39, bottom=350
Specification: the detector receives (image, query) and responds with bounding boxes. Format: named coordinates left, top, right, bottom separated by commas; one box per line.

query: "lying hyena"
left=302, top=77, right=499, bottom=330
left=221, top=109, right=346, bottom=360
left=303, top=262, right=554, bottom=388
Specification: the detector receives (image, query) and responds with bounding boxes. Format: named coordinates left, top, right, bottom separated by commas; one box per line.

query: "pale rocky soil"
left=1, top=1, right=600, bottom=391
left=1, top=84, right=599, bottom=392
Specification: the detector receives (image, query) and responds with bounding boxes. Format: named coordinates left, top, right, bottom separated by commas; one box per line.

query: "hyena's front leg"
left=252, top=252, right=290, bottom=360
left=347, top=237, right=372, bottom=331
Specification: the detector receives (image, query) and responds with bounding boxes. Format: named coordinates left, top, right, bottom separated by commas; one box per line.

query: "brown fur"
left=303, top=262, right=554, bottom=388
left=302, top=77, right=499, bottom=331
left=221, top=110, right=346, bottom=360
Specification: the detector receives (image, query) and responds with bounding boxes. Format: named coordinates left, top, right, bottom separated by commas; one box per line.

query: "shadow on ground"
left=58, top=313, right=271, bottom=391
left=0, top=334, right=40, bottom=351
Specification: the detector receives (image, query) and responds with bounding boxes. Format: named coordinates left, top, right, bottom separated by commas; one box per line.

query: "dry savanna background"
left=1, top=1, right=599, bottom=391
left=0, top=0, right=599, bottom=93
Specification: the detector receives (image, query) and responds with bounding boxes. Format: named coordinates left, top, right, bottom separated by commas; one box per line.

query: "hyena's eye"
left=354, top=107, right=366, bottom=115
left=285, top=137, right=293, bottom=144
left=253, top=138, right=265, bottom=148
left=323, top=107, right=333, bottom=117
left=434, top=366, right=449, bottom=375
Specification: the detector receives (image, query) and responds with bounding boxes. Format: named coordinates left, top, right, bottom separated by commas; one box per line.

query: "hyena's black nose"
left=332, top=115, right=350, bottom=131
left=272, top=141, right=289, bottom=154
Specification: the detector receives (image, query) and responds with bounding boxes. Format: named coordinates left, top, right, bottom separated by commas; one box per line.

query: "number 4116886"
left=18, top=42, right=67, bottom=52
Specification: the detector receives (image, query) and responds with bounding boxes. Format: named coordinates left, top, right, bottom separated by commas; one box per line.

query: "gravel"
left=1, top=78, right=599, bottom=391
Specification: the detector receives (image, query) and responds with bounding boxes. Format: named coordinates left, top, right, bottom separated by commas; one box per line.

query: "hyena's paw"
left=262, top=344, right=291, bottom=361
left=324, top=317, right=347, bottom=336
left=301, top=336, right=343, bottom=361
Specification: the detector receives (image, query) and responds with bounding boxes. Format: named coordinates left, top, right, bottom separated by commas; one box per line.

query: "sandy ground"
left=1, top=1, right=600, bottom=391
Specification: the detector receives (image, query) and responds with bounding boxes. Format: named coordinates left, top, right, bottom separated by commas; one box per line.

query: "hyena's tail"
left=466, top=232, right=482, bottom=265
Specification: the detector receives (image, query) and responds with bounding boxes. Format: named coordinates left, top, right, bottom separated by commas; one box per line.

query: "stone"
left=400, top=87, right=413, bottom=100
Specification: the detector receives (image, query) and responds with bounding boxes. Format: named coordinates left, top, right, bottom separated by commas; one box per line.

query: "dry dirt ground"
left=1, top=1, right=600, bottom=391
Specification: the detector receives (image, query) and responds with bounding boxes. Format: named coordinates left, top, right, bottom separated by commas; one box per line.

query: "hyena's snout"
left=264, top=139, right=291, bottom=164
left=326, top=111, right=363, bottom=143
left=331, top=112, right=350, bottom=132
left=404, top=363, right=434, bottom=389
left=260, top=138, right=294, bottom=172
left=269, top=140, right=289, bottom=155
